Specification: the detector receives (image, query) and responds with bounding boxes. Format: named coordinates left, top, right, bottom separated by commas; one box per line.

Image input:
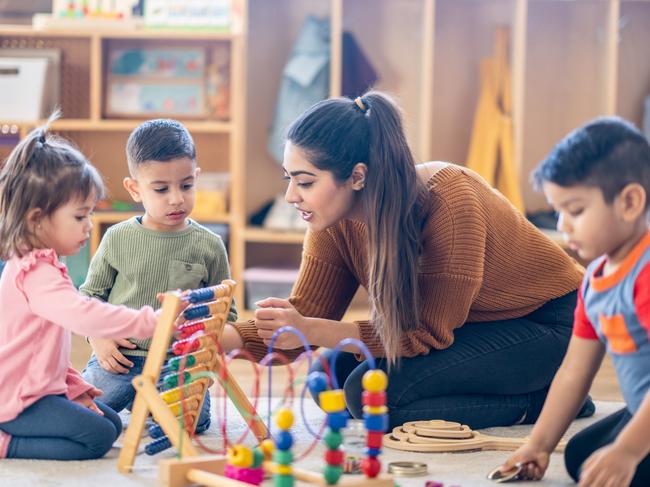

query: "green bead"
left=323, top=429, right=343, bottom=449
left=324, top=465, right=342, bottom=485
left=273, top=449, right=294, bottom=465
left=273, top=474, right=294, bottom=487
left=252, top=448, right=265, bottom=468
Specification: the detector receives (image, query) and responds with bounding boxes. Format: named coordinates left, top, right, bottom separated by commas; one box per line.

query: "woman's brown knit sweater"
left=234, top=164, right=584, bottom=360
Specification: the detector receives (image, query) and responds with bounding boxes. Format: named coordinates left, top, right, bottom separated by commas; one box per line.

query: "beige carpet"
left=0, top=400, right=624, bottom=487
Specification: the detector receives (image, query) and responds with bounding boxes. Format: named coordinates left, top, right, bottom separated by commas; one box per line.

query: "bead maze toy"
left=383, top=420, right=567, bottom=453
left=156, top=331, right=395, bottom=487
left=117, top=280, right=268, bottom=473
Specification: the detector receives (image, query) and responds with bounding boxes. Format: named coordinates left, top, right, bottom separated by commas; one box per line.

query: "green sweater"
left=80, top=217, right=237, bottom=356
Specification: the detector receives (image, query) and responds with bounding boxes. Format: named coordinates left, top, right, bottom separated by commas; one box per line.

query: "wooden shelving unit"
left=0, top=18, right=248, bottom=302
left=2, top=0, right=649, bottom=317
left=239, top=0, right=650, bottom=315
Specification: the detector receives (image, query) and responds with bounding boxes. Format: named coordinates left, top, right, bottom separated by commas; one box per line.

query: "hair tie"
left=354, top=96, right=367, bottom=113
left=38, top=134, right=46, bottom=144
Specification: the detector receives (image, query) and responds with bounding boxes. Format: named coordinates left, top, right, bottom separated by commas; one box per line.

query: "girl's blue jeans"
left=0, top=395, right=121, bottom=460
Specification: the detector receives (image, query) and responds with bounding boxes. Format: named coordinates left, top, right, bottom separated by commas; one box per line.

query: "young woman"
left=221, top=91, right=592, bottom=429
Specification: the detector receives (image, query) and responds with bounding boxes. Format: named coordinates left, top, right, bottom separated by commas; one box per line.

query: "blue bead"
left=145, top=436, right=171, bottom=455
left=307, top=371, right=329, bottom=395
left=275, top=430, right=294, bottom=450
left=365, top=447, right=382, bottom=457
left=327, top=411, right=349, bottom=430
left=188, top=287, right=216, bottom=304
left=148, top=424, right=164, bottom=439
left=363, top=413, right=388, bottom=432
left=183, top=304, right=210, bottom=320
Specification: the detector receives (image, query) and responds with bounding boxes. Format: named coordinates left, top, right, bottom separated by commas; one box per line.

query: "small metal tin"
left=486, top=463, right=523, bottom=483
left=387, top=461, right=429, bottom=477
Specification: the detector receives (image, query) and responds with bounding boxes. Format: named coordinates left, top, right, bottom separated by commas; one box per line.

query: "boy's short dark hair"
left=126, top=119, right=196, bottom=174
left=532, top=117, right=650, bottom=207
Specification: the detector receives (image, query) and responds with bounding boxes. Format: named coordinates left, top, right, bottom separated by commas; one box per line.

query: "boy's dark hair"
left=532, top=117, right=650, bottom=206
left=126, top=119, right=196, bottom=174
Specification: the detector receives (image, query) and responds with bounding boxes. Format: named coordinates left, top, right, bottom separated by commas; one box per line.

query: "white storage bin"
left=0, top=57, right=54, bottom=120
left=243, top=267, right=299, bottom=309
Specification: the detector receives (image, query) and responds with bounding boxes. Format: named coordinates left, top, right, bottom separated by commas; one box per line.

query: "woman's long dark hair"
left=286, top=91, right=424, bottom=365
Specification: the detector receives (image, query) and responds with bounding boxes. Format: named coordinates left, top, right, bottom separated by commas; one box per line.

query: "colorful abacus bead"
left=361, top=369, right=388, bottom=479
left=273, top=408, right=295, bottom=487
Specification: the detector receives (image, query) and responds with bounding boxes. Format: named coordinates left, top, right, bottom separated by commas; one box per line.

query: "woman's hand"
left=498, top=443, right=551, bottom=481
left=578, top=443, right=638, bottom=487
left=73, top=387, right=104, bottom=415
left=254, top=298, right=310, bottom=349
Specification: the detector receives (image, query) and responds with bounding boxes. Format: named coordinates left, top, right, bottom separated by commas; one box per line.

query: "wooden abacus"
left=117, top=280, right=269, bottom=473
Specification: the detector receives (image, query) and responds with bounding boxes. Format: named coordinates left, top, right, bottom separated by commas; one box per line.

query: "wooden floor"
left=70, top=335, right=623, bottom=401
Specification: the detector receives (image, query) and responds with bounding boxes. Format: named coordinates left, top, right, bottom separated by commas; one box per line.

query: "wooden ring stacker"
left=383, top=420, right=567, bottom=453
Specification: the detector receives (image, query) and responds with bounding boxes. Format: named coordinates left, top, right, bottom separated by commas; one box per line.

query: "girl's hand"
left=254, top=298, right=309, bottom=349
left=579, top=443, right=637, bottom=487
left=73, top=389, right=104, bottom=415
left=89, top=337, right=136, bottom=374
left=499, top=443, right=550, bottom=481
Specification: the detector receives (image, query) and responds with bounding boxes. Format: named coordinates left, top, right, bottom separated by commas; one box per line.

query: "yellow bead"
left=362, top=370, right=388, bottom=392
left=275, top=408, right=295, bottom=430
left=319, top=389, right=346, bottom=413
left=272, top=464, right=293, bottom=475
left=363, top=405, right=388, bottom=415
left=227, top=444, right=254, bottom=468
left=260, top=438, right=275, bottom=459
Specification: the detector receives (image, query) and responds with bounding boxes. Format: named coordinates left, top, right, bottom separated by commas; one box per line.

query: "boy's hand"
left=499, top=443, right=550, bottom=481
left=73, top=388, right=104, bottom=415
left=89, top=337, right=136, bottom=374
left=579, top=443, right=637, bottom=487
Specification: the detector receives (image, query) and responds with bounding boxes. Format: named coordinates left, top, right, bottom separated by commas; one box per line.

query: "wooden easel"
left=466, top=26, right=524, bottom=212
left=117, top=280, right=269, bottom=473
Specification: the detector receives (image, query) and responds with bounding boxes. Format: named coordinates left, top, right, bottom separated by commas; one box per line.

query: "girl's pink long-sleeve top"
left=0, top=249, right=159, bottom=423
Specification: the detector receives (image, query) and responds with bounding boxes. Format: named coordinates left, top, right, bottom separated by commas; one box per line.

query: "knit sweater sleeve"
left=234, top=229, right=359, bottom=361
left=357, top=181, right=486, bottom=357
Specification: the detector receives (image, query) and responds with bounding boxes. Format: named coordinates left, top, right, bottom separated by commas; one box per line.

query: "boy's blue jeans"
left=0, top=394, right=121, bottom=460
left=82, top=355, right=211, bottom=434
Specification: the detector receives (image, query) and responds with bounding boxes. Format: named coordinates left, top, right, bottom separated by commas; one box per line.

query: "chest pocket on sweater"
left=167, top=260, right=206, bottom=292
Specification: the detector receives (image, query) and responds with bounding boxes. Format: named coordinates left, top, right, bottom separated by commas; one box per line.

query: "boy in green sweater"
left=81, top=119, right=236, bottom=434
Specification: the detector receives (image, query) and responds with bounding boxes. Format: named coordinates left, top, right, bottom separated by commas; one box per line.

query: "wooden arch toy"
left=383, top=420, right=567, bottom=453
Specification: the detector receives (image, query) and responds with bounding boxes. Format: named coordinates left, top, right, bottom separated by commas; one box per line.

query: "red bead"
left=177, top=321, right=205, bottom=339
left=366, top=431, right=383, bottom=449
left=360, top=456, right=381, bottom=478
left=362, top=391, right=386, bottom=407
left=325, top=448, right=344, bottom=465
left=425, top=482, right=444, bottom=487
left=172, top=338, right=199, bottom=355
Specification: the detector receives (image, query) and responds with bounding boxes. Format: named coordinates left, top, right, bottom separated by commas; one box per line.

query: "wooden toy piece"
left=159, top=455, right=396, bottom=487
left=383, top=420, right=567, bottom=453
left=117, top=280, right=268, bottom=473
